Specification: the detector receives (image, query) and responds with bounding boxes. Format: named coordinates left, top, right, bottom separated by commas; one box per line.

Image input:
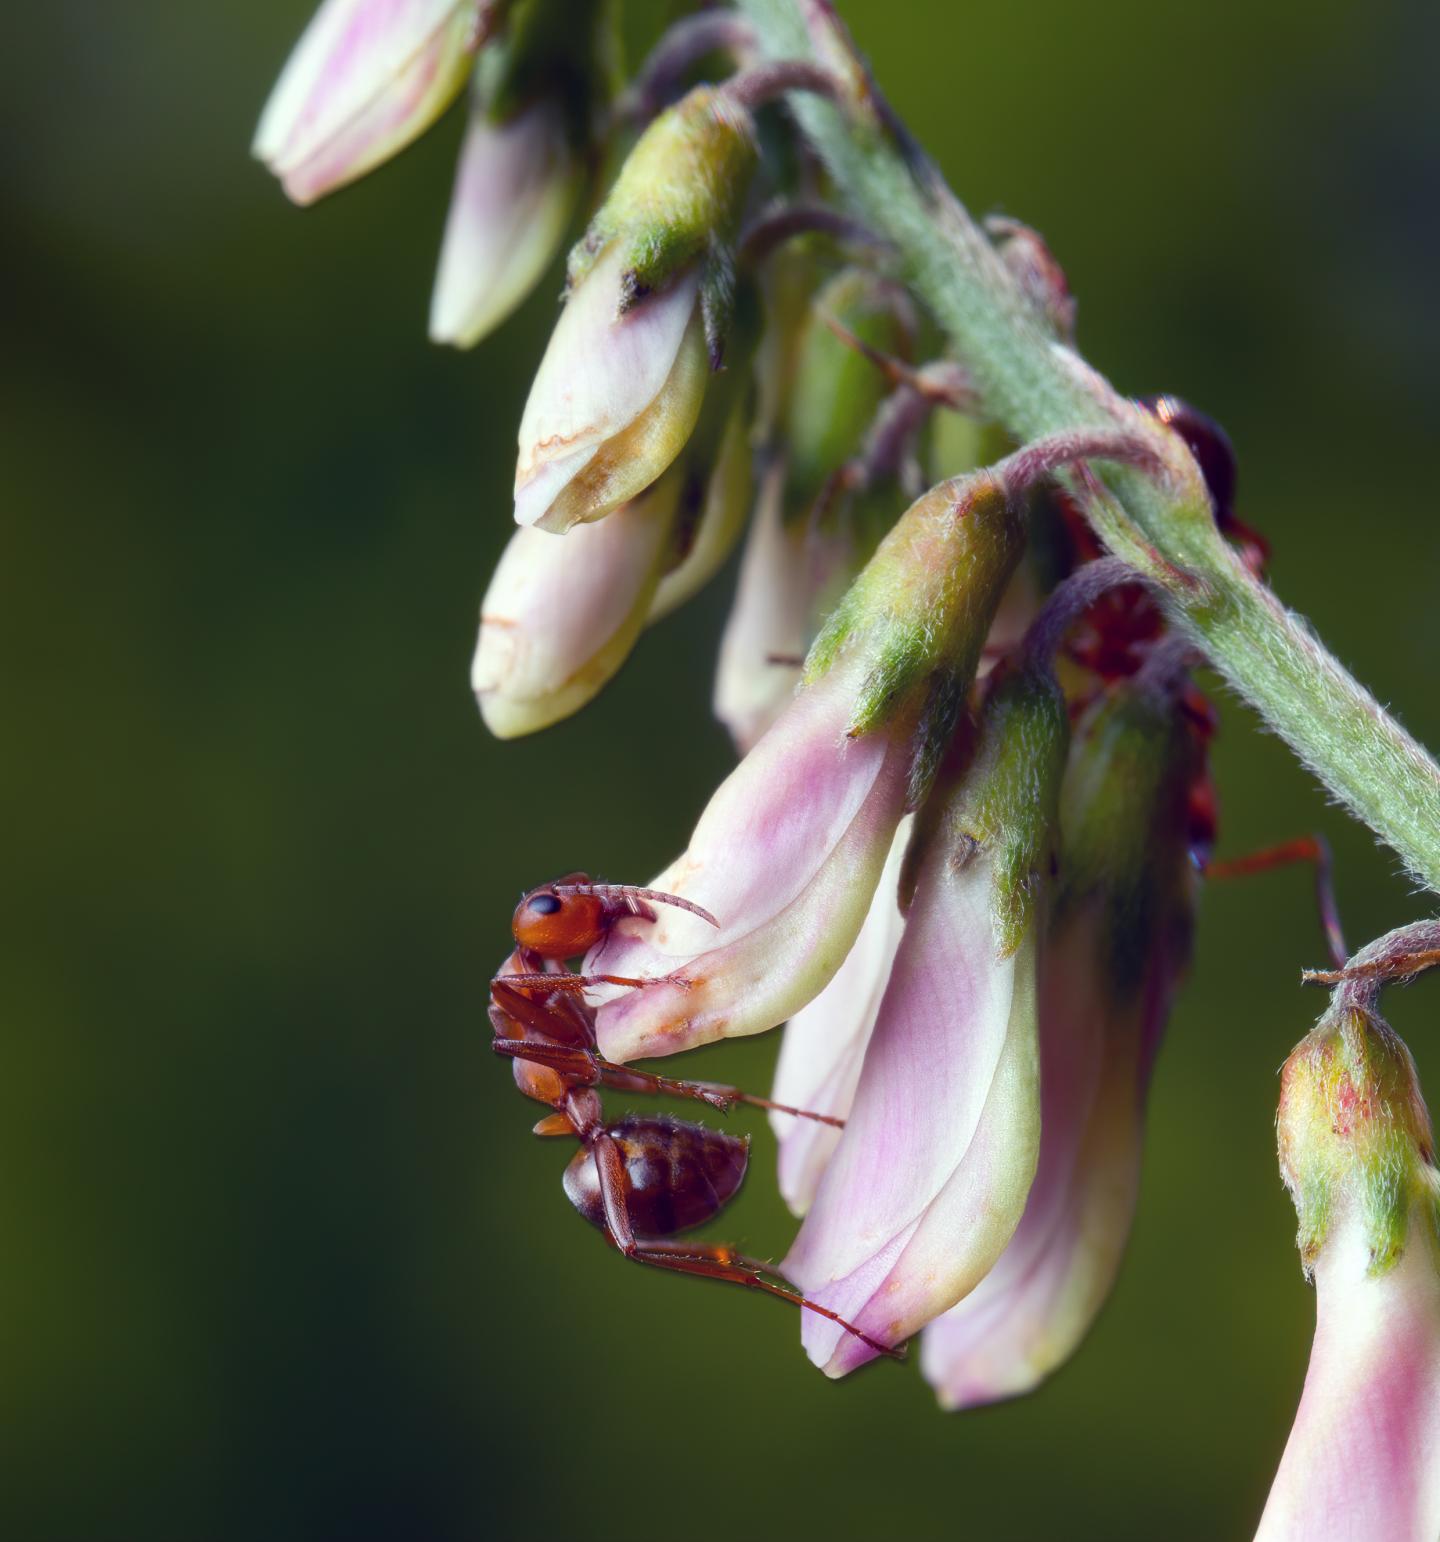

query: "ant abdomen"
left=564, top=1115, right=749, bottom=1239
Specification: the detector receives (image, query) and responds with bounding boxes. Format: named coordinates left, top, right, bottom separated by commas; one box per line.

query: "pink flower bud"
left=471, top=475, right=679, bottom=738
left=783, top=836, right=1042, bottom=1377
left=589, top=468, right=1028, bottom=1064
left=780, top=667, right=1068, bottom=1375
left=920, top=906, right=1160, bottom=1407
left=921, top=672, right=1201, bottom=1407
left=253, top=0, right=478, bottom=206
left=429, top=95, right=578, bottom=349
left=586, top=656, right=915, bottom=1062
left=768, top=820, right=910, bottom=1216
left=1258, top=1002, right=1440, bottom=1539
left=1257, top=1204, right=1440, bottom=1540
left=512, top=243, right=708, bottom=533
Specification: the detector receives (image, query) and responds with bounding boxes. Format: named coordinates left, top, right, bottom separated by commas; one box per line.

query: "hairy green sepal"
left=566, top=85, right=756, bottom=314
left=805, top=475, right=1025, bottom=796
left=951, top=667, right=1069, bottom=956
left=1279, top=1006, right=1440, bottom=1279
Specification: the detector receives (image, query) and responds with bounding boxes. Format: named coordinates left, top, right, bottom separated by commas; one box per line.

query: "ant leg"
left=490, top=981, right=591, bottom=1047
left=586, top=1133, right=898, bottom=1360
left=596, top=1061, right=844, bottom=1127
left=1203, top=834, right=1347, bottom=969
left=628, top=1241, right=905, bottom=1362
left=490, top=1036, right=598, bottom=1084
left=499, top=971, right=689, bottom=993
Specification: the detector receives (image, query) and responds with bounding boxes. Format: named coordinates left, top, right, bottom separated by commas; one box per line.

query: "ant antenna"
left=553, top=882, right=720, bottom=928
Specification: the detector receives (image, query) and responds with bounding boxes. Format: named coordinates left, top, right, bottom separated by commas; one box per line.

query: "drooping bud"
left=513, top=83, right=758, bottom=533
left=430, top=0, right=600, bottom=348
left=769, top=818, right=910, bottom=1216
left=1258, top=978, right=1440, bottom=1541
left=783, top=665, right=1068, bottom=1375
left=472, top=473, right=679, bottom=737
left=429, top=97, right=577, bottom=347
left=920, top=670, right=1203, bottom=1408
left=584, top=462, right=1029, bottom=1064
left=254, top=0, right=486, bottom=206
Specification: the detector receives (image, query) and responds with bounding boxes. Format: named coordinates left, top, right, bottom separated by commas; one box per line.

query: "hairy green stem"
left=738, top=0, right=1440, bottom=892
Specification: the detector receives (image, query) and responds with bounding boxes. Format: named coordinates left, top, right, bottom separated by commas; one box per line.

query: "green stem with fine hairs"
left=737, top=0, right=1440, bottom=894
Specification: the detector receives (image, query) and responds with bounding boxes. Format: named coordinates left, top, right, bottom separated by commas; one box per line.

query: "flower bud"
left=584, top=466, right=1028, bottom=1065
left=429, top=94, right=578, bottom=348
left=783, top=666, right=1068, bottom=1375
left=920, top=673, right=1202, bottom=1408
left=1258, top=1003, right=1440, bottom=1540
left=513, top=84, right=757, bottom=533
left=769, top=819, right=910, bottom=1216
left=254, top=0, right=481, bottom=206
left=471, top=473, right=679, bottom=738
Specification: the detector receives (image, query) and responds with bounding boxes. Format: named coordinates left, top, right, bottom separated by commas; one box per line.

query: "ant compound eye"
left=528, top=894, right=562, bottom=916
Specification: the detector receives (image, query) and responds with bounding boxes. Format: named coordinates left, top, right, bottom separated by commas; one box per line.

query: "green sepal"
left=950, top=666, right=1069, bottom=956
left=1056, top=680, right=1201, bottom=998
left=1279, top=1006, right=1440, bottom=1280
left=805, top=475, right=1025, bottom=754
left=566, top=84, right=757, bottom=307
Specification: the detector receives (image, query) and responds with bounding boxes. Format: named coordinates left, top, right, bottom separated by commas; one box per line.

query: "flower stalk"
left=734, top=0, right=1440, bottom=894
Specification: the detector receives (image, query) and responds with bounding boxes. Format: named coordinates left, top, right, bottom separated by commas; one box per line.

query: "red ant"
left=490, top=873, right=903, bottom=1360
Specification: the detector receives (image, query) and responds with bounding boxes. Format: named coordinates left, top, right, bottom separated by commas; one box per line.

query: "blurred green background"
left=5, top=0, right=1439, bottom=1537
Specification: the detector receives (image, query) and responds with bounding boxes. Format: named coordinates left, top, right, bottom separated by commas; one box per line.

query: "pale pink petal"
left=587, top=662, right=912, bottom=1061
left=429, top=98, right=578, bottom=348
left=712, top=461, right=807, bottom=754
left=514, top=245, right=701, bottom=529
left=785, top=848, right=1042, bottom=1376
left=472, top=478, right=678, bottom=738
left=769, top=819, right=910, bottom=1217
left=255, top=0, right=473, bottom=205
left=1256, top=1215, right=1440, bottom=1541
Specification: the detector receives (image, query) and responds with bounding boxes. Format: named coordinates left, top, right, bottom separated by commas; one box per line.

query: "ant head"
left=512, top=882, right=607, bottom=959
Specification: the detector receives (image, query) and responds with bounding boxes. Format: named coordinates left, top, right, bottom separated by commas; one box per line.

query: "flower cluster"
left=258, top=1, right=1440, bottom=1532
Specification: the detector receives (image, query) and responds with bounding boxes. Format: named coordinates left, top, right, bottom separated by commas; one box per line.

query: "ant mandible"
left=490, top=872, right=902, bottom=1361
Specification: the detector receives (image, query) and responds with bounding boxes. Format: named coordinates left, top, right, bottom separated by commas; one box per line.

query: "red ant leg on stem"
left=1202, top=833, right=1348, bottom=970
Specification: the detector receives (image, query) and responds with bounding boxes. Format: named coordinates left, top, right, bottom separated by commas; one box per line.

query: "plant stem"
left=737, top=0, right=1440, bottom=892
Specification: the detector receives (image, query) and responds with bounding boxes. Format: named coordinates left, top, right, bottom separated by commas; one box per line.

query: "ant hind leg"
left=628, top=1240, right=905, bottom=1362
left=1203, top=833, right=1347, bottom=969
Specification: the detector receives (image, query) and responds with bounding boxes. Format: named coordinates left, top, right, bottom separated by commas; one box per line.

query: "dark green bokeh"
left=5, top=2, right=1439, bottom=1537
